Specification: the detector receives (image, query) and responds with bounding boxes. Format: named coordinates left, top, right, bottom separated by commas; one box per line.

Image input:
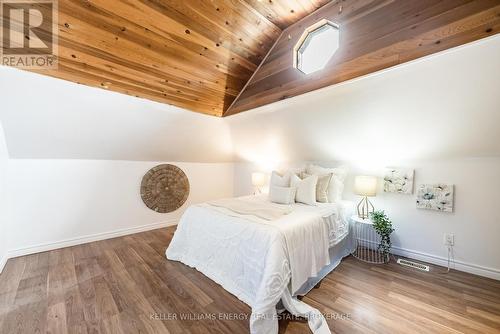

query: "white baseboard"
left=391, top=246, right=500, bottom=281
left=6, top=220, right=178, bottom=260
left=4, top=224, right=499, bottom=282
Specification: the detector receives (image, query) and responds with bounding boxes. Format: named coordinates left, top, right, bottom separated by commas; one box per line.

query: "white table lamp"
left=354, top=175, right=377, bottom=219
left=252, top=172, right=266, bottom=194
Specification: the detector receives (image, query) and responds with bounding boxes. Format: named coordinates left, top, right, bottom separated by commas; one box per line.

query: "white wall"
left=227, top=36, right=500, bottom=167
left=5, top=160, right=233, bottom=257
left=346, top=159, right=500, bottom=279
left=228, top=36, right=500, bottom=279
left=0, top=67, right=233, bottom=162
left=0, top=66, right=235, bottom=264
left=0, top=122, right=10, bottom=272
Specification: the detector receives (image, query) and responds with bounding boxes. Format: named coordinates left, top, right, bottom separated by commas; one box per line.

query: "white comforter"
left=166, top=196, right=350, bottom=334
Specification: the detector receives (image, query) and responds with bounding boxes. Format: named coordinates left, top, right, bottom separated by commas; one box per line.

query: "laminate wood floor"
left=1, top=226, right=500, bottom=334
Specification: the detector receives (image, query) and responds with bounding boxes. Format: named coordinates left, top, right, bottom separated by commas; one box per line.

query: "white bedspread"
left=166, top=196, right=350, bottom=334
left=207, top=197, right=292, bottom=220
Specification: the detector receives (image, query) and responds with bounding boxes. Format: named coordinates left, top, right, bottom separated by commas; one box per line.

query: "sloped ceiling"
left=226, top=0, right=500, bottom=115
left=25, top=0, right=329, bottom=116
left=22, top=0, right=500, bottom=117
left=0, top=67, right=233, bottom=162
left=227, top=35, right=500, bottom=166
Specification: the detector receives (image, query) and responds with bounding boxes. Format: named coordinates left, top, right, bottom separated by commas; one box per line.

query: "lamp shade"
left=252, top=172, right=266, bottom=187
left=354, top=176, right=377, bottom=197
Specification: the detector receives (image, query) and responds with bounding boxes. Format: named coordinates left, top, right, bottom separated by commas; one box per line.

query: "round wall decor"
left=140, top=164, right=190, bottom=213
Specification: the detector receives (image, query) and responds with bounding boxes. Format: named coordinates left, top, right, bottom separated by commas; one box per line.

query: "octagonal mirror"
left=294, top=20, right=339, bottom=75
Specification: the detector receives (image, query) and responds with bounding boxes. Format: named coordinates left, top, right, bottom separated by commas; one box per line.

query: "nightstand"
left=350, top=215, right=387, bottom=264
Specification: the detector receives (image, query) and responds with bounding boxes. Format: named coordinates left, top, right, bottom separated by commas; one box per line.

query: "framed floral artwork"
left=383, top=168, right=414, bottom=194
left=416, top=184, right=454, bottom=212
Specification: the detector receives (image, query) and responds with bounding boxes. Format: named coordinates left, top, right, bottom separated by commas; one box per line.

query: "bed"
left=166, top=194, right=354, bottom=334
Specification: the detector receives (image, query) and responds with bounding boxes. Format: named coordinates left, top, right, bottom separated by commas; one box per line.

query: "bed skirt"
left=294, top=233, right=354, bottom=296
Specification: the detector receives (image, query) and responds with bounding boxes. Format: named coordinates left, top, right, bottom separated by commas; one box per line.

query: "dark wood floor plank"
left=1, top=226, right=499, bottom=334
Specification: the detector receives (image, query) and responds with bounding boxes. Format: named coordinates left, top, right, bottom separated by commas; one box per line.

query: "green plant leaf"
left=369, top=210, right=395, bottom=262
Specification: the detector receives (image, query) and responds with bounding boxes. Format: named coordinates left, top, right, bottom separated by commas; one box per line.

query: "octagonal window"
left=294, top=20, right=339, bottom=75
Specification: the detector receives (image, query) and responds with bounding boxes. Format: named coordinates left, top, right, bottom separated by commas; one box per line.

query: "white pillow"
left=270, top=170, right=291, bottom=187
left=269, top=186, right=296, bottom=204
left=306, top=164, right=348, bottom=203
left=306, top=164, right=348, bottom=181
left=286, top=166, right=306, bottom=176
left=276, top=166, right=305, bottom=174
left=290, top=174, right=318, bottom=205
left=302, top=172, right=332, bottom=203
left=328, top=174, right=345, bottom=203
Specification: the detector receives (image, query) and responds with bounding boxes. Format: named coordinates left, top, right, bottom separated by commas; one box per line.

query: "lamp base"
left=357, top=196, right=374, bottom=219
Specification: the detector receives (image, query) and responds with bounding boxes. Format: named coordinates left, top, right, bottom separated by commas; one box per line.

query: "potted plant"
left=370, top=210, right=395, bottom=263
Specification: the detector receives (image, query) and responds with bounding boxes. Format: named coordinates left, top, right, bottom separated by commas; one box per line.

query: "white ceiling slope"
left=1, top=35, right=499, bottom=165
left=0, top=68, right=232, bottom=162
left=227, top=35, right=500, bottom=169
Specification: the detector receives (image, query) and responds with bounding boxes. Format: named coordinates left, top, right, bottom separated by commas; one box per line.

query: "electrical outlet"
left=444, top=233, right=454, bottom=246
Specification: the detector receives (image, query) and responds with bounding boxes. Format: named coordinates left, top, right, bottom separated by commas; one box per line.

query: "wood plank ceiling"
left=27, top=0, right=329, bottom=116
left=25, top=0, right=500, bottom=117
left=225, top=0, right=500, bottom=115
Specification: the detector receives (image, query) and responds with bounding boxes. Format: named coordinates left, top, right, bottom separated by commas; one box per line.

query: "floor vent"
left=397, top=258, right=430, bottom=272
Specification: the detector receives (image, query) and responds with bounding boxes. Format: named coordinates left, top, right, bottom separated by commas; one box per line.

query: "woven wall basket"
left=140, top=164, right=190, bottom=213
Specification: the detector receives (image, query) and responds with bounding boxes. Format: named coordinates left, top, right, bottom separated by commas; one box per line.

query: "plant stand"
left=350, top=215, right=387, bottom=264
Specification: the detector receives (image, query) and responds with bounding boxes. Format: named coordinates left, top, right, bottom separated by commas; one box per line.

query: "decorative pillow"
left=328, top=174, right=345, bottom=203
left=270, top=170, right=292, bottom=187
left=290, top=174, right=318, bottom=205
left=306, top=164, right=348, bottom=203
left=302, top=172, right=332, bottom=203
left=269, top=186, right=296, bottom=205
left=286, top=166, right=306, bottom=176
